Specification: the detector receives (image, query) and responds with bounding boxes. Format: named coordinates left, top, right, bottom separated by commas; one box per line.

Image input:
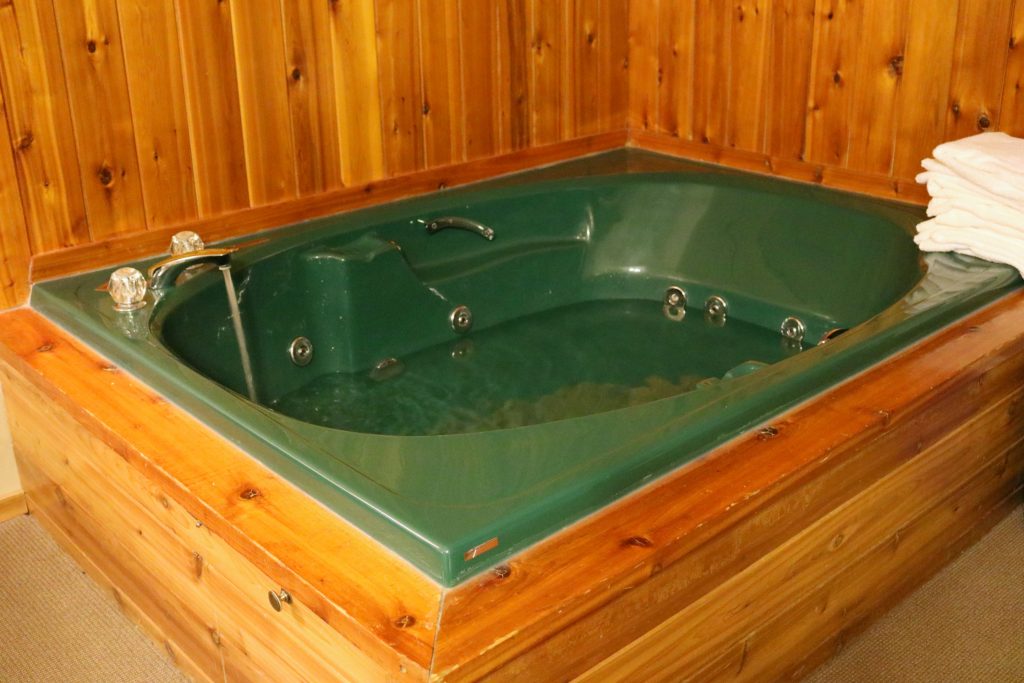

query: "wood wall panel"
left=630, top=0, right=1024, bottom=198
left=0, top=0, right=628, bottom=309
left=52, top=0, right=146, bottom=239
left=0, top=1, right=88, bottom=253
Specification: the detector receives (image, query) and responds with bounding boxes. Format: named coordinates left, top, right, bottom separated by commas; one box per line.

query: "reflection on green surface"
left=31, top=149, right=1022, bottom=585
left=269, top=299, right=790, bottom=435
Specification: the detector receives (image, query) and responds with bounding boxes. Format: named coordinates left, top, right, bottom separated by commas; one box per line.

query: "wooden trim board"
left=0, top=491, right=26, bottom=522
left=627, top=129, right=931, bottom=205
left=29, top=131, right=627, bottom=285
left=1, top=286, right=1023, bottom=681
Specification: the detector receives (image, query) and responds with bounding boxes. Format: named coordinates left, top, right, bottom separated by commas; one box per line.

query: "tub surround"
left=2, top=283, right=1023, bottom=680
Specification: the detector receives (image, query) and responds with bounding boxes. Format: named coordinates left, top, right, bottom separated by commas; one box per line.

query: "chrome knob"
left=268, top=588, right=292, bottom=612
left=107, top=267, right=148, bottom=311
left=170, top=230, right=204, bottom=255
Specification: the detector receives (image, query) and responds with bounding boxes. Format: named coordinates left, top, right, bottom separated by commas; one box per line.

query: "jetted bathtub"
left=33, top=151, right=1019, bottom=585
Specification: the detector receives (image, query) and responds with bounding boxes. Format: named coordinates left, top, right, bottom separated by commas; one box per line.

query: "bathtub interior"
left=153, top=173, right=924, bottom=436
left=30, top=150, right=1020, bottom=584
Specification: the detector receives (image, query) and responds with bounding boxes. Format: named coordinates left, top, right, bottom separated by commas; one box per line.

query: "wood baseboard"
left=29, top=131, right=628, bottom=285
left=628, top=129, right=930, bottom=205
left=0, top=491, right=26, bottom=522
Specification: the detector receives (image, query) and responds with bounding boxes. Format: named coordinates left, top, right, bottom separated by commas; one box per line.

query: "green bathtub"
left=32, top=150, right=1020, bottom=585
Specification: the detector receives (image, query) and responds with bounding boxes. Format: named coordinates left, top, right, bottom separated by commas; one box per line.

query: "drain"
left=450, top=305, right=473, bottom=334
left=780, top=317, right=806, bottom=342
left=288, top=337, right=313, bottom=366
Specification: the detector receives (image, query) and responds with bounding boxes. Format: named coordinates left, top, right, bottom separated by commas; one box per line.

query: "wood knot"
left=291, top=67, right=302, bottom=81
left=239, top=487, right=261, bottom=500
left=492, top=565, right=512, bottom=579
left=17, top=131, right=33, bottom=150
left=393, top=614, right=416, bottom=629
left=208, top=629, right=221, bottom=647
left=97, top=166, right=114, bottom=186
left=586, top=31, right=596, bottom=45
left=192, top=552, right=204, bottom=579
left=978, top=112, right=991, bottom=130
left=951, top=102, right=961, bottom=117
left=757, top=425, right=779, bottom=440
left=621, top=535, right=653, bottom=548
left=832, top=71, right=842, bottom=85
left=422, top=101, right=431, bottom=116
left=36, top=342, right=54, bottom=353
left=888, top=54, right=904, bottom=77
left=86, top=39, right=97, bottom=53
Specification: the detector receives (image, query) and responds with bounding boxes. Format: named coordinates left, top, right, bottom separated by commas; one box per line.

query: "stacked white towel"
left=915, top=132, right=1024, bottom=275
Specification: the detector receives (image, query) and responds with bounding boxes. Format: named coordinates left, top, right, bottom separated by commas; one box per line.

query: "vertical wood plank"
left=766, top=0, right=817, bottom=161
left=230, top=0, right=298, bottom=204
left=598, top=0, right=628, bottom=133
left=999, top=0, right=1024, bottom=137
left=656, top=0, right=694, bottom=139
left=891, top=0, right=960, bottom=178
left=52, top=0, right=147, bottom=238
left=175, top=0, right=249, bottom=215
left=419, top=0, right=465, bottom=166
left=376, top=0, right=424, bottom=176
left=0, top=0, right=89, bottom=252
left=531, top=0, right=569, bottom=143
left=328, top=0, right=385, bottom=184
left=280, top=0, right=343, bottom=195
left=945, top=0, right=1015, bottom=140
left=627, top=0, right=659, bottom=132
left=0, top=85, right=31, bottom=307
left=575, top=0, right=601, bottom=135
left=562, top=0, right=578, bottom=141
left=115, top=0, right=197, bottom=228
left=503, top=0, right=531, bottom=151
left=692, top=0, right=730, bottom=145
left=845, top=2, right=908, bottom=173
left=805, top=0, right=863, bottom=166
left=725, top=0, right=771, bottom=151
left=460, top=0, right=499, bottom=159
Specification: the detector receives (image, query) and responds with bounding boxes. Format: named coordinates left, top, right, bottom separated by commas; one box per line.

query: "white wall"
left=0, top=388, right=21, bottom=498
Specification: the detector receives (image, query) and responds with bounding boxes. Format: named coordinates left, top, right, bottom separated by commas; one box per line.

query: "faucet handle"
left=170, top=230, right=204, bottom=255
left=108, top=267, right=148, bottom=311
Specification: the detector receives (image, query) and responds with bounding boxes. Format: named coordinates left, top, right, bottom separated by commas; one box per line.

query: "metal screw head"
left=289, top=337, right=313, bottom=366
left=704, top=295, right=728, bottom=320
left=450, top=305, right=473, bottom=334
left=663, top=286, right=686, bottom=308
left=268, top=588, right=292, bottom=612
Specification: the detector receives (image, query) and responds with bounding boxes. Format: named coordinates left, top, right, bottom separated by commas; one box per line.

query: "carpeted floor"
left=0, top=514, right=189, bottom=683
left=0, top=507, right=1020, bottom=682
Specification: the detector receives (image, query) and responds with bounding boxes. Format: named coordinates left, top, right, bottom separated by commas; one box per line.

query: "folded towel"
left=915, top=226, right=1024, bottom=275
left=922, top=199, right=1024, bottom=235
left=917, top=158, right=1012, bottom=207
left=927, top=132, right=1024, bottom=205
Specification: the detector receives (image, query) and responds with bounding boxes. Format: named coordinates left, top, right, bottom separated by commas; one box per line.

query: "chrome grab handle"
left=147, top=247, right=237, bottom=289
left=425, top=216, right=495, bottom=241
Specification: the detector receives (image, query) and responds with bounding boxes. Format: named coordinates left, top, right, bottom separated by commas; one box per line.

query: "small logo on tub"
left=463, top=537, right=500, bottom=561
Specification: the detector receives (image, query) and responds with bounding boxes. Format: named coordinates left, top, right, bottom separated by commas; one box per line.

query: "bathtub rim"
left=4, top=287, right=1024, bottom=679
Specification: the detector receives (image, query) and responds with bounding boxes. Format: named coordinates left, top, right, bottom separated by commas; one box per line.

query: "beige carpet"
left=0, top=508, right=1020, bottom=682
left=0, top=514, right=189, bottom=683
left=808, top=505, right=1024, bottom=683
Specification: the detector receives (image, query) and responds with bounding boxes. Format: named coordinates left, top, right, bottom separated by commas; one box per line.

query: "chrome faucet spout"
left=147, top=247, right=237, bottom=289
left=425, top=216, right=495, bottom=241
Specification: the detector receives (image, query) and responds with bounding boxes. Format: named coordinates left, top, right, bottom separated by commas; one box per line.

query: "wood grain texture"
left=52, top=0, right=146, bottom=239
left=175, top=0, right=249, bottom=216
left=0, top=1, right=628, bottom=309
left=0, top=83, right=31, bottom=308
left=115, top=0, right=197, bottom=228
left=229, top=0, right=298, bottom=205
left=0, top=491, right=26, bottom=522
left=627, top=0, right=1024, bottom=203
left=0, top=0, right=88, bottom=253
